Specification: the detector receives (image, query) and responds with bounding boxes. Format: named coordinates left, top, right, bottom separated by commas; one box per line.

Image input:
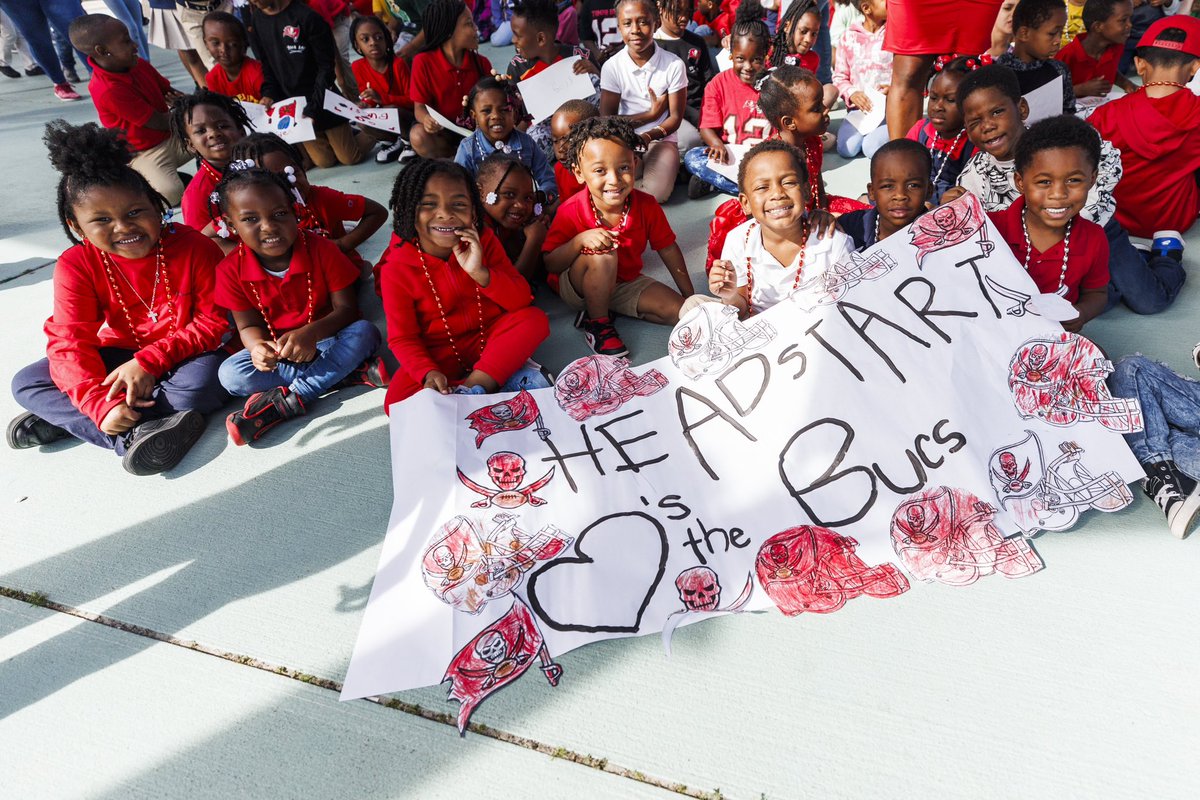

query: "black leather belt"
left=179, top=1, right=221, bottom=11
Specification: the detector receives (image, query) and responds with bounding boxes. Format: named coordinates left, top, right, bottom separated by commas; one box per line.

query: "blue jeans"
left=218, top=320, right=381, bottom=403
left=0, top=0, right=86, bottom=85
left=836, top=120, right=889, bottom=159
left=104, top=0, right=150, bottom=61
left=11, top=348, right=229, bottom=454
left=1104, top=217, right=1186, bottom=315
left=1109, top=356, right=1200, bottom=478
left=815, top=0, right=831, bottom=84
left=683, top=146, right=738, bottom=196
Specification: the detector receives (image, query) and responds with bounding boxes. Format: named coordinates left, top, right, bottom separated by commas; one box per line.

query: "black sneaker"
left=6, top=412, right=70, bottom=449
left=687, top=174, right=716, bottom=200
left=0, top=65, right=19, bottom=79
left=121, top=410, right=206, bottom=475
left=335, top=356, right=391, bottom=390
left=375, top=138, right=410, bottom=164
left=25, top=65, right=44, bottom=77
left=579, top=315, right=629, bottom=357
left=225, top=386, right=306, bottom=446
left=1142, top=459, right=1200, bottom=539
left=63, top=66, right=82, bottom=84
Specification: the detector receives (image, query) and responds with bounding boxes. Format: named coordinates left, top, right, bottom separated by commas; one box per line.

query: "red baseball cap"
left=1137, top=15, right=1200, bottom=57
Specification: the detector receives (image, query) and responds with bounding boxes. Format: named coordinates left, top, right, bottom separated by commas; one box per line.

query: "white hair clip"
left=485, top=191, right=499, bottom=205
left=533, top=202, right=544, bottom=216
left=283, top=165, right=297, bottom=184
left=216, top=218, right=231, bottom=239
left=229, top=158, right=256, bottom=172
left=753, top=67, right=777, bottom=92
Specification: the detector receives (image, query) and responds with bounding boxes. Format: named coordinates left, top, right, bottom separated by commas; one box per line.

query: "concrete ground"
left=1, top=28, right=1198, bottom=800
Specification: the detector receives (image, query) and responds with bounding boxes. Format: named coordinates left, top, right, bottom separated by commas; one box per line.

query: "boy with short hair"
left=202, top=11, right=264, bottom=103
left=997, top=0, right=1077, bottom=113
left=549, top=99, right=597, bottom=201
left=1056, top=0, right=1136, bottom=99
left=68, top=14, right=191, bottom=205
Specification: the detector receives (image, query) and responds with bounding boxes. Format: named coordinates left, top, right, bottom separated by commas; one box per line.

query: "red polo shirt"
left=542, top=188, right=676, bottom=289
left=554, top=161, right=586, bottom=203
left=215, top=232, right=359, bottom=335
left=205, top=59, right=265, bottom=103
left=410, top=49, right=492, bottom=120
left=989, top=198, right=1109, bottom=302
left=181, top=160, right=224, bottom=233
left=87, top=57, right=173, bottom=152
left=350, top=56, right=413, bottom=109
left=1056, top=34, right=1121, bottom=87
left=45, top=226, right=227, bottom=426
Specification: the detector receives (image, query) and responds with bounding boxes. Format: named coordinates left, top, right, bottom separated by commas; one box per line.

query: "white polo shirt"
left=599, top=44, right=688, bottom=142
left=722, top=219, right=855, bottom=313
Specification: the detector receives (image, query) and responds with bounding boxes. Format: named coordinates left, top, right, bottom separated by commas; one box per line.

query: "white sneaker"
left=375, top=139, right=410, bottom=164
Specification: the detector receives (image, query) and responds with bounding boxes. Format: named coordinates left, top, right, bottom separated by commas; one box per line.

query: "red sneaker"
left=225, top=387, right=306, bottom=446
left=336, top=356, right=391, bottom=389
left=578, top=315, right=628, bottom=357
left=53, top=83, right=81, bottom=101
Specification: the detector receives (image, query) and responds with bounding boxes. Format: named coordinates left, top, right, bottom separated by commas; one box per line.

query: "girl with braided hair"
left=377, top=158, right=550, bottom=410
left=170, top=89, right=252, bottom=246
left=8, top=121, right=229, bottom=476
left=766, top=0, right=838, bottom=113
left=213, top=166, right=387, bottom=445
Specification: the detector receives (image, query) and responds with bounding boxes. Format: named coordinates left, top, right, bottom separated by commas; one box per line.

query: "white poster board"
left=323, top=89, right=404, bottom=134
left=517, top=56, right=598, bottom=123
left=343, top=195, right=1143, bottom=732
left=239, top=96, right=316, bottom=144
left=844, top=87, right=887, bottom=135
left=1023, top=75, right=1064, bottom=124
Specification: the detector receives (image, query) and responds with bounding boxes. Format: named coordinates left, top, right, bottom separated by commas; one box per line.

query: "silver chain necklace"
left=1021, top=207, right=1073, bottom=297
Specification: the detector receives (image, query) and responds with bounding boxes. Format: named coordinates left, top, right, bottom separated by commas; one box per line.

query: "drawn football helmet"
left=554, top=355, right=668, bottom=421
left=668, top=302, right=776, bottom=379
left=989, top=432, right=1132, bottom=534
left=890, top=486, right=1044, bottom=586
left=791, top=250, right=898, bottom=311
left=1008, top=333, right=1143, bottom=432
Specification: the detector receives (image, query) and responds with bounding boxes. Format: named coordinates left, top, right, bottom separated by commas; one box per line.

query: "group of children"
left=9, top=1, right=1200, bottom=542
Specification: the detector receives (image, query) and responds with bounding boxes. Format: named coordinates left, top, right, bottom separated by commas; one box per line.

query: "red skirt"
left=884, top=0, right=1003, bottom=56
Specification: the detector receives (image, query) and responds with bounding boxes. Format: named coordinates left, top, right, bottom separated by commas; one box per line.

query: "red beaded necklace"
left=96, top=240, right=175, bottom=348
left=1142, top=80, right=1188, bottom=90
left=580, top=195, right=630, bottom=255
left=416, top=241, right=485, bottom=373
left=242, top=232, right=314, bottom=341
left=742, top=218, right=809, bottom=314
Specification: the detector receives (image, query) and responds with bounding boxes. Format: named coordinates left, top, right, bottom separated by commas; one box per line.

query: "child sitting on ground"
left=832, top=0, right=892, bottom=159
left=699, top=139, right=854, bottom=317
left=906, top=54, right=978, bottom=204
left=684, top=9, right=771, bottom=198
left=1089, top=14, right=1200, bottom=263
left=549, top=99, right=598, bottom=201
left=9, top=122, right=229, bottom=475
left=655, top=0, right=719, bottom=152
left=454, top=77, right=558, bottom=206
left=987, top=115, right=1109, bottom=331
left=349, top=13, right=416, bottom=164
left=68, top=14, right=191, bottom=207
left=599, top=0, right=689, bottom=203
left=837, top=139, right=932, bottom=250
left=543, top=117, right=694, bottom=356
left=214, top=167, right=386, bottom=445
left=692, top=0, right=730, bottom=47
left=1108, top=353, right=1200, bottom=539
left=949, top=65, right=1181, bottom=314
left=171, top=90, right=251, bottom=247
left=202, top=11, right=264, bottom=104
left=1056, top=0, right=1136, bottom=101
left=767, top=0, right=838, bottom=112
left=231, top=134, right=388, bottom=282
left=246, top=0, right=369, bottom=169
left=996, top=0, right=1077, bottom=114
left=477, top=153, right=549, bottom=280
left=377, top=158, right=551, bottom=408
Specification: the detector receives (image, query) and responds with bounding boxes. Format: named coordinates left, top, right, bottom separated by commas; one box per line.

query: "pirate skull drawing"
left=1009, top=333, right=1143, bottom=432
left=675, top=566, right=722, bottom=612
left=554, top=355, right=669, bottom=421
left=668, top=302, right=776, bottom=379
left=458, top=452, right=555, bottom=509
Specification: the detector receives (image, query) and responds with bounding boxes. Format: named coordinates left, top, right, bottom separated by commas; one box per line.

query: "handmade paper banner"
left=1023, top=75, right=1064, bottom=124
left=239, top=96, right=316, bottom=144
left=517, top=56, right=598, bottom=123
left=323, top=90, right=404, bottom=135
left=342, top=195, right=1143, bottom=732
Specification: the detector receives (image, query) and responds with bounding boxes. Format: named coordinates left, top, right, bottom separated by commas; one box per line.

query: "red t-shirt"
left=181, top=160, right=224, bottom=233
left=87, top=57, right=172, bottom=151
left=700, top=68, right=770, bottom=145
left=45, top=226, right=227, bottom=426
left=1056, top=34, right=1121, bottom=87
left=378, top=228, right=535, bottom=407
left=554, top=161, right=586, bottom=203
left=302, top=184, right=369, bottom=271
left=694, top=10, right=732, bottom=37
left=205, top=59, right=265, bottom=103
left=542, top=189, right=676, bottom=289
left=215, top=232, right=359, bottom=335
left=350, top=56, right=413, bottom=110
left=988, top=198, right=1109, bottom=302
left=410, top=49, right=493, bottom=120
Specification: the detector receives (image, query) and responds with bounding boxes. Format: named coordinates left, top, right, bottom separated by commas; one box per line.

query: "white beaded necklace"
left=929, top=129, right=966, bottom=187
left=1021, top=207, right=1073, bottom=297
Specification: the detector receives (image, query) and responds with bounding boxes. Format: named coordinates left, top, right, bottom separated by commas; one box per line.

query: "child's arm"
left=832, top=35, right=856, bottom=106
left=1113, top=72, right=1136, bottom=94
left=544, top=228, right=619, bottom=273
left=230, top=308, right=283, bottom=372
left=599, top=88, right=669, bottom=128
left=275, top=285, right=361, bottom=363
left=698, top=79, right=730, bottom=162
left=245, top=19, right=283, bottom=104
left=1074, top=76, right=1112, bottom=97
left=528, top=145, right=558, bottom=205
left=304, top=12, right=340, bottom=108
left=513, top=218, right=549, bottom=281
left=657, top=242, right=695, bottom=298
left=336, top=197, right=388, bottom=255
left=1066, top=288, right=1107, bottom=332
left=460, top=228, right=537, bottom=310
left=708, top=259, right=749, bottom=316
left=379, top=248, right=445, bottom=390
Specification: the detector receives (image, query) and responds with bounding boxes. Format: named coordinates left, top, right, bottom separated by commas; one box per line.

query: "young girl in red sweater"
left=230, top=134, right=388, bottom=282
left=349, top=14, right=416, bottom=164
left=213, top=167, right=387, bottom=445
left=377, top=158, right=551, bottom=411
left=170, top=89, right=251, bottom=249
left=8, top=122, right=229, bottom=476
left=477, top=153, right=548, bottom=281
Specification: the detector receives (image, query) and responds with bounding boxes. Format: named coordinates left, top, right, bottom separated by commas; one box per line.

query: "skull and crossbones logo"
left=457, top=452, right=555, bottom=509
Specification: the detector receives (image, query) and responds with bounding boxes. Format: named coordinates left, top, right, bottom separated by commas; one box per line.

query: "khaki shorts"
left=558, top=273, right=657, bottom=319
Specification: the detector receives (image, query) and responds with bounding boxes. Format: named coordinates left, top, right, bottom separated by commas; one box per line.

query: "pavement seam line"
left=0, top=586, right=726, bottom=800
left=0, top=259, right=55, bottom=285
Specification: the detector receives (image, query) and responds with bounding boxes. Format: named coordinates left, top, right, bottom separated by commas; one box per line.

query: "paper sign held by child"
left=322, top=90, right=404, bottom=135
left=239, top=96, right=316, bottom=144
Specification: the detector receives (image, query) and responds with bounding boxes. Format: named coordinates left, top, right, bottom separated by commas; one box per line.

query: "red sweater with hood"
left=1089, top=88, right=1200, bottom=238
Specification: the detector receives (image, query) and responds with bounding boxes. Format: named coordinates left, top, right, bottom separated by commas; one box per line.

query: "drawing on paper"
left=668, top=302, right=776, bottom=379
left=457, top=452, right=555, bottom=509
left=554, top=355, right=669, bottom=421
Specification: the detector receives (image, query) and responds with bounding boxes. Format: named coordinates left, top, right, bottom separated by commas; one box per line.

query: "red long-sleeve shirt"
left=350, top=57, right=414, bottom=110
left=378, top=229, right=534, bottom=390
left=45, top=227, right=228, bottom=426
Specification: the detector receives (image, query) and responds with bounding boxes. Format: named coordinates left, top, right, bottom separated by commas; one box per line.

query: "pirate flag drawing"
left=465, top=389, right=549, bottom=448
